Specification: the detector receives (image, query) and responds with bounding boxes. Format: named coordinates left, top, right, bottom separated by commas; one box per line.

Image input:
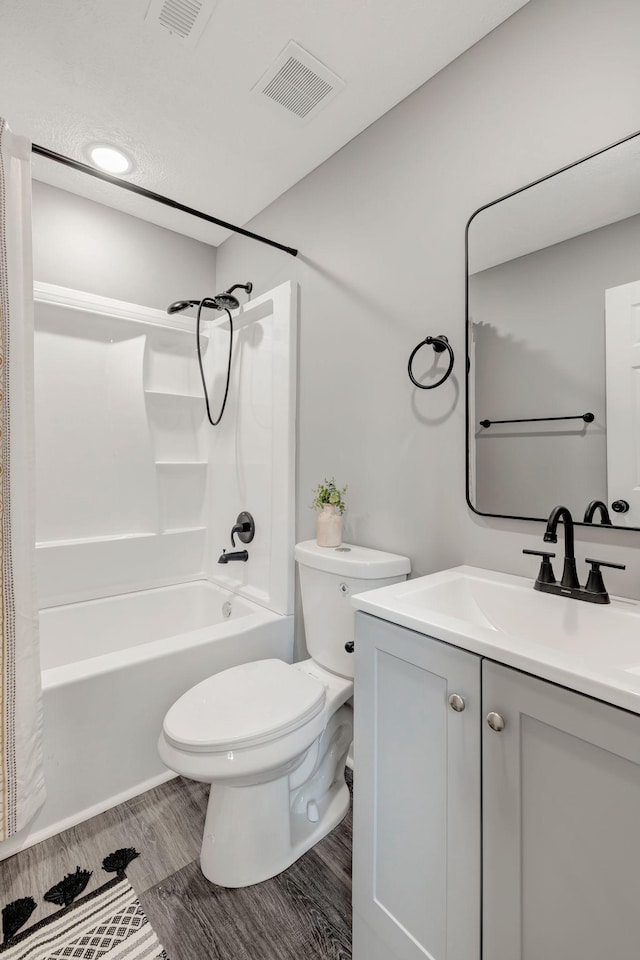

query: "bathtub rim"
left=41, top=581, right=288, bottom=689
left=1, top=602, right=293, bottom=863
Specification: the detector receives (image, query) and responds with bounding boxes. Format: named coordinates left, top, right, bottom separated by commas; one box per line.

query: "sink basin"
left=352, top=565, right=640, bottom=714
left=397, top=574, right=640, bottom=657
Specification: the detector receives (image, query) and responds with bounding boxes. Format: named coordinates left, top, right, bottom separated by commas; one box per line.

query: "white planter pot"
left=316, top=504, right=342, bottom=547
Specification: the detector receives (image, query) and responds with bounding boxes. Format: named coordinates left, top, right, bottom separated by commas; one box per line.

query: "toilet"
left=158, top=539, right=410, bottom=888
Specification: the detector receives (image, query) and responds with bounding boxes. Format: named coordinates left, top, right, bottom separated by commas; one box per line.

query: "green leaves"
left=310, top=477, right=347, bottom=516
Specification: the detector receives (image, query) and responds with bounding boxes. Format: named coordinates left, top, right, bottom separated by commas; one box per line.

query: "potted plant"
left=310, top=478, right=347, bottom=547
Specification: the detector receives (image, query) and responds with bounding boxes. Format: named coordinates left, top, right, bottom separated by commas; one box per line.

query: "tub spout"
left=218, top=549, right=249, bottom=563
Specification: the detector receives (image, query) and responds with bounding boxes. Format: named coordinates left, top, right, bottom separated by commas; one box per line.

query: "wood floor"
left=0, top=771, right=353, bottom=959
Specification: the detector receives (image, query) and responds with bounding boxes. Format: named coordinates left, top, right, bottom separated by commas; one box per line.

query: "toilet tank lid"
left=295, top=540, right=410, bottom=579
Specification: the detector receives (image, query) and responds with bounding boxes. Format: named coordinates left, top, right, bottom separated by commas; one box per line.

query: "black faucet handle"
left=231, top=511, right=255, bottom=547
left=584, top=558, right=625, bottom=601
left=231, top=521, right=251, bottom=545
left=523, top=549, right=556, bottom=585
left=584, top=557, right=626, bottom=570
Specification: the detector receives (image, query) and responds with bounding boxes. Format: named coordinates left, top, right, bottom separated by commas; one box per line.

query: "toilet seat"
left=163, top=659, right=326, bottom=753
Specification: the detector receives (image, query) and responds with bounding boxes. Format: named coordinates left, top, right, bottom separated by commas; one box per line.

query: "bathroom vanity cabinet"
left=352, top=612, right=481, bottom=960
left=353, top=612, right=640, bottom=960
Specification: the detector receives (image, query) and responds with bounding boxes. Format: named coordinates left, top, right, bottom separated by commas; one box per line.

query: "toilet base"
left=200, top=705, right=352, bottom=887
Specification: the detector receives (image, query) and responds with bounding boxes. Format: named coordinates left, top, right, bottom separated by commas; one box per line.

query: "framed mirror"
left=466, top=129, right=640, bottom=530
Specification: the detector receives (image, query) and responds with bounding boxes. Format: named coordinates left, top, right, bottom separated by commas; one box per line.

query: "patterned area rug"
left=1, top=849, right=168, bottom=959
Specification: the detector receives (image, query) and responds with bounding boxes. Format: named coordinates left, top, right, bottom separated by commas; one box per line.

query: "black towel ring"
left=408, top=335, right=454, bottom=390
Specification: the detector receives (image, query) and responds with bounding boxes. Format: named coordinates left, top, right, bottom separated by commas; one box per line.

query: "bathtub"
left=0, top=580, right=293, bottom=860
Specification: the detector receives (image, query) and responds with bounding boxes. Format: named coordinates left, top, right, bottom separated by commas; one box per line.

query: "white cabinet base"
left=354, top=611, right=640, bottom=960
left=483, top=661, right=640, bottom=960
left=353, top=613, right=481, bottom=960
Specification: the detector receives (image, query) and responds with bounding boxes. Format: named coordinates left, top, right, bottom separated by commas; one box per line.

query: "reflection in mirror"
left=466, top=130, right=640, bottom=529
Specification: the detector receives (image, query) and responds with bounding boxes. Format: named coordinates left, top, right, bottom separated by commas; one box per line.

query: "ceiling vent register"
left=253, top=41, right=345, bottom=123
left=145, top=0, right=217, bottom=44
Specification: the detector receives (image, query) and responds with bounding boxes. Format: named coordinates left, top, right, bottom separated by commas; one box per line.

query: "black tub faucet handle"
left=231, top=511, right=255, bottom=547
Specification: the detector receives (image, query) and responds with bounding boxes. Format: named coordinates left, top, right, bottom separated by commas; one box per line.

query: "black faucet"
left=217, top=511, right=255, bottom=564
left=523, top=503, right=626, bottom=604
left=543, top=505, right=580, bottom=589
left=583, top=500, right=612, bottom=525
left=218, top=549, right=249, bottom=564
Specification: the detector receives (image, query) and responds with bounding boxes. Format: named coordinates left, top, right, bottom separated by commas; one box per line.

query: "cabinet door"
left=483, top=661, right=640, bottom=960
left=353, top=613, right=481, bottom=960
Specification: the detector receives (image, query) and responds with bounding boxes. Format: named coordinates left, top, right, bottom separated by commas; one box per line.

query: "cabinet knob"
left=486, top=711, right=505, bottom=732
left=448, top=693, right=466, bottom=712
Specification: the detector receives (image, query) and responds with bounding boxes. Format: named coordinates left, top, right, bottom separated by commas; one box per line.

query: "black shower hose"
left=196, top=300, right=233, bottom=426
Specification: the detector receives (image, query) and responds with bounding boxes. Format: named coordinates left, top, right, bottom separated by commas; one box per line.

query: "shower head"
left=166, top=283, right=252, bottom=316
left=167, top=299, right=200, bottom=314
left=208, top=293, right=240, bottom=311
left=206, top=282, right=253, bottom=312
left=167, top=295, right=236, bottom=315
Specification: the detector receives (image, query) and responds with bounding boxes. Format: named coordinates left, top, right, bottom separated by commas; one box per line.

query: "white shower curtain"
left=0, top=119, right=45, bottom=840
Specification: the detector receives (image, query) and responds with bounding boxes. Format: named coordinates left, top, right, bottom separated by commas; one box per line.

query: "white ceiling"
left=0, top=0, right=529, bottom=247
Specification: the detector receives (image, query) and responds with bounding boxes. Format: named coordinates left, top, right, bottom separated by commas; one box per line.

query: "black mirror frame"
left=465, top=127, right=640, bottom=530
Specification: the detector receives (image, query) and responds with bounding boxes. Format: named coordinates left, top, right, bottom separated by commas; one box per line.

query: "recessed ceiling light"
left=87, top=144, right=133, bottom=175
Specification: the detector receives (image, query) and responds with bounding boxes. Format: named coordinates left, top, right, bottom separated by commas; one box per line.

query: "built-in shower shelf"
left=144, top=389, right=203, bottom=401
left=154, top=460, right=207, bottom=467
left=36, top=531, right=159, bottom=549
left=160, top=526, right=207, bottom=535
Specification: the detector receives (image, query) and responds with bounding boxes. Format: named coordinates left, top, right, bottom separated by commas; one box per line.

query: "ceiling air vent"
left=145, top=0, right=217, bottom=45
left=252, top=42, right=345, bottom=123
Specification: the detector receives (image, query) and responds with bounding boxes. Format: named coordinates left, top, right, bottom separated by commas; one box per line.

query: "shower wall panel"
left=34, top=281, right=297, bottom=615
left=35, top=311, right=156, bottom=542
left=34, top=283, right=208, bottom=605
left=205, top=281, right=297, bottom=617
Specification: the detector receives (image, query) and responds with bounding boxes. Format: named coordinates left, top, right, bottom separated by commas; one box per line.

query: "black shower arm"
left=225, top=283, right=253, bottom=297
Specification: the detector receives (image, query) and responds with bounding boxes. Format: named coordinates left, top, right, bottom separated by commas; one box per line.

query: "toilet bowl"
left=159, top=658, right=353, bottom=887
left=158, top=540, right=410, bottom=888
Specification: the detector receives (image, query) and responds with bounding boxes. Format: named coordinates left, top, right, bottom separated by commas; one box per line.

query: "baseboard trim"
left=0, top=770, right=176, bottom=861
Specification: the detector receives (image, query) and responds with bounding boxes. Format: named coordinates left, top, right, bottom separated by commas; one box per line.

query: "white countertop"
left=352, top=565, right=640, bottom=715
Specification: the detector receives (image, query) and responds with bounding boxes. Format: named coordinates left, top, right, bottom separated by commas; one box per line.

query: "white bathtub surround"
left=205, top=281, right=297, bottom=617
left=0, top=120, right=45, bottom=840
left=33, top=283, right=210, bottom=606
left=33, top=280, right=297, bottom=611
left=0, top=279, right=297, bottom=860
left=0, top=581, right=292, bottom=861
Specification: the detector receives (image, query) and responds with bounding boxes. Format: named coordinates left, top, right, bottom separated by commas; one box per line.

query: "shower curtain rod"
left=31, top=143, right=299, bottom=258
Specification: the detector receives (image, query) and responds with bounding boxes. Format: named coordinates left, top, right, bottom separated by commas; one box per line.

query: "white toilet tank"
left=294, top=540, right=410, bottom=679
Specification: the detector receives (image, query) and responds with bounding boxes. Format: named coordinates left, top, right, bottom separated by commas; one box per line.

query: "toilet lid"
left=163, top=659, right=326, bottom=752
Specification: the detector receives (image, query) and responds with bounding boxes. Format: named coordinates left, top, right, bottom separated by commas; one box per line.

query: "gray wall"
left=216, top=0, right=640, bottom=602
left=32, top=181, right=216, bottom=309
left=472, top=212, right=640, bottom=518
